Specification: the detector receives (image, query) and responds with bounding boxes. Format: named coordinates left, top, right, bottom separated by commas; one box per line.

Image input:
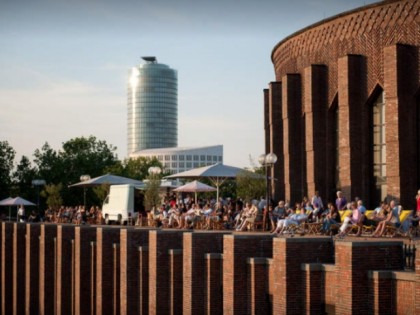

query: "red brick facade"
left=1, top=222, right=420, bottom=314
left=265, top=0, right=420, bottom=207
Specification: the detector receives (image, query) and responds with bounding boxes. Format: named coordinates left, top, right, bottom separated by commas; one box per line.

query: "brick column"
left=2, top=222, right=13, bottom=315
left=368, top=271, right=393, bottom=314
left=303, top=65, right=328, bottom=198
left=91, top=241, right=97, bottom=315
left=337, top=54, right=367, bottom=199
left=39, top=224, right=57, bottom=315
left=25, top=224, right=40, bottom=315
left=384, top=44, right=418, bottom=206
left=223, top=234, right=273, bottom=315
left=272, top=237, right=334, bottom=315
left=139, top=246, right=149, bottom=315
left=12, top=223, right=26, bottom=315
left=74, top=226, right=96, bottom=315
left=268, top=81, right=284, bottom=201
left=183, top=232, right=227, bottom=315
left=247, top=257, right=269, bottom=315
left=204, top=253, right=223, bottom=315
left=302, top=263, right=324, bottom=315
left=95, top=227, right=120, bottom=315
left=335, top=240, right=403, bottom=315
left=119, top=228, right=149, bottom=315
left=149, top=230, right=184, bottom=315
left=282, top=74, right=303, bottom=203
left=169, top=249, right=183, bottom=315
left=56, top=225, right=75, bottom=315
left=113, top=244, right=120, bottom=315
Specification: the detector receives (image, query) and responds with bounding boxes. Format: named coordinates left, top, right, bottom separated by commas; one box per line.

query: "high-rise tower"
left=127, top=57, right=178, bottom=155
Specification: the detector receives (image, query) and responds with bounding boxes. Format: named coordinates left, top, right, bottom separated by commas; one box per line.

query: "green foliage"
left=236, top=170, right=265, bottom=201
left=0, top=141, right=15, bottom=198
left=41, top=184, right=63, bottom=210
left=11, top=155, right=37, bottom=200
left=143, top=174, right=162, bottom=211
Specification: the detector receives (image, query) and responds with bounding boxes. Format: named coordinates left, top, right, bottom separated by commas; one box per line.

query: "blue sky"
left=0, top=0, right=378, bottom=169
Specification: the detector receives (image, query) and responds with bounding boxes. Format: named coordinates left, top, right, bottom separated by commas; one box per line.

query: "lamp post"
left=148, top=166, right=162, bottom=177
left=258, top=153, right=278, bottom=208
left=32, top=179, right=46, bottom=210
left=80, top=174, right=91, bottom=209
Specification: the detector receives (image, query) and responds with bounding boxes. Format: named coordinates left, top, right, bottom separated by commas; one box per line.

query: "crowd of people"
left=9, top=189, right=420, bottom=238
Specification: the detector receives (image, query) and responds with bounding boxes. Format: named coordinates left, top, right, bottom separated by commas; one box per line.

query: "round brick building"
left=264, top=0, right=420, bottom=208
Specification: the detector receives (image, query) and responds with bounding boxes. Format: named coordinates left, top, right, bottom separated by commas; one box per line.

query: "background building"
left=130, top=145, right=223, bottom=174
left=264, top=0, right=420, bottom=208
left=127, top=57, right=178, bottom=155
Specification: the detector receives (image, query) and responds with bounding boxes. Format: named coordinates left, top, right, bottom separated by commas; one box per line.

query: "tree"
left=12, top=155, right=37, bottom=200
left=41, top=184, right=63, bottom=210
left=0, top=141, right=15, bottom=199
left=143, top=172, right=162, bottom=211
left=236, top=170, right=265, bottom=202
left=119, top=156, right=165, bottom=180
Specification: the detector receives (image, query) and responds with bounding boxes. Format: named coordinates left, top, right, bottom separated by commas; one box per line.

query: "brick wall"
left=1, top=223, right=419, bottom=314
left=268, top=0, right=420, bottom=207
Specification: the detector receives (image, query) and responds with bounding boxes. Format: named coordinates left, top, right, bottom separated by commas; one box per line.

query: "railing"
left=403, top=244, right=416, bottom=270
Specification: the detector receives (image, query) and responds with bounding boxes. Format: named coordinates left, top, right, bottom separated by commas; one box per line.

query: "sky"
left=0, top=0, right=379, bottom=169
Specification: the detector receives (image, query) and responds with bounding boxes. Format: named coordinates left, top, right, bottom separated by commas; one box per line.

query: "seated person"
left=273, top=204, right=307, bottom=234
left=270, top=201, right=286, bottom=232
left=320, top=203, right=341, bottom=234
left=236, top=204, right=259, bottom=231
left=372, top=200, right=401, bottom=237
left=337, top=201, right=361, bottom=237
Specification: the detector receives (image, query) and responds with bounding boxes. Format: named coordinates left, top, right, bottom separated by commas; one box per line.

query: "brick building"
left=264, top=0, right=420, bottom=208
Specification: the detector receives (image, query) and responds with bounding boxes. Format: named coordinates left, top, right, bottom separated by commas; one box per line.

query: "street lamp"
left=258, top=153, right=278, bottom=207
left=80, top=174, right=91, bottom=209
left=148, top=166, right=162, bottom=177
left=32, top=179, right=46, bottom=210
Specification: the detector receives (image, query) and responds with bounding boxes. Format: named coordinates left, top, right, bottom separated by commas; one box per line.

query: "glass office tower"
left=127, top=57, right=178, bottom=155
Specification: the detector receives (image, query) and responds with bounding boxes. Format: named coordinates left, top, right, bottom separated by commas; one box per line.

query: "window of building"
left=186, top=155, right=192, bottom=161
left=200, top=155, right=205, bottom=161
left=179, top=155, right=185, bottom=161
left=218, top=156, right=222, bottom=162
left=165, top=155, right=170, bottom=161
left=165, top=162, right=170, bottom=168
left=372, top=92, right=387, bottom=202
left=186, top=162, right=192, bottom=168
left=193, top=155, right=199, bottom=161
left=207, top=155, right=212, bottom=161
left=213, top=156, right=218, bottom=161
left=172, top=155, right=177, bottom=160
left=193, top=162, right=199, bottom=168
left=158, top=155, right=163, bottom=161
left=172, top=162, right=177, bottom=168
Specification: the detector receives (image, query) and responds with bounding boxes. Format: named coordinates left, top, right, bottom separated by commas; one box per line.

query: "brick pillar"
left=335, top=240, right=403, bottom=315
left=204, top=253, right=222, bottom=315
left=12, top=223, right=26, bottom=315
left=149, top=230, right=184, bottom=315
left=91, top=241, right=96, bottom=315
left=119, top=228, right=149, bottom=315
left=384, top=44, right=418, bottom=206
left=368, top=271, right=393, bottom=315
left=302, top=263, right=324, bottom=315
left=183, top=232, right=227, bottom=315
left=282, top=74, right=303, bottom=203
left=74, top=226, right=96, bottom=315
left=39, top=224, right=57, bottom=315
left=272, top=237, right=334, bottom=315
left=25, top=224, right=40, bottom=315
left=2, top=222, right=13, bottom=315
left=56, top=225, right=75, bottom=315
left=95, top=227, right=120, bottom=315
left=169, top=249, right=183, bottom=315
left=223, top=234, right=273, bottom=315
left=139, top=246, right=149, bottom=315
left=269, top=81, right=284, bottom=201
left=337, top=54, right=367, bottom=199
left=113, top=244, right=120, bottom=315
left=263, top=88, right=270, bottom=157
left=303, top=65, right=328, bottom=198
left=415, top=239, right=420, bottom=314
left=247, top=257, right=269, bottom=315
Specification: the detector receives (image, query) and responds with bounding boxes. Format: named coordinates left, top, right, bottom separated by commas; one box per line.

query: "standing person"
left=311, top=191, right=324, bottom=221
left=335, top=191, right=347, bottom=211
left=17, top=205, right=25, bottom=222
